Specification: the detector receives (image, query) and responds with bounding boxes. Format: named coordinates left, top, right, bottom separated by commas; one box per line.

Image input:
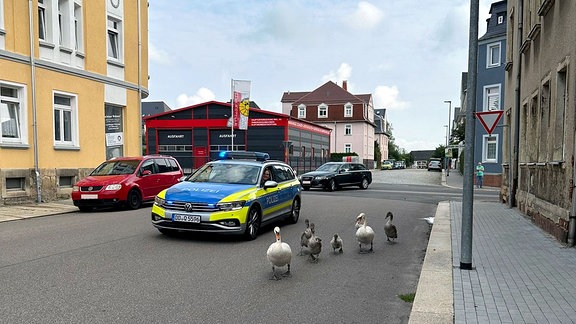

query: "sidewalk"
left=410, top=169, right=576, bottom=324
left=0, top=199, right=77, bottom=222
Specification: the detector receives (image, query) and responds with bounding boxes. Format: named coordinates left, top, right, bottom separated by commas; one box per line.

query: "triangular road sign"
left=475, top=110, right=503, bottom=135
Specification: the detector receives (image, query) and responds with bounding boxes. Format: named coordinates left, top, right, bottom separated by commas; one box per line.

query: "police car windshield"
left=188, top=163, right=261, bottom=185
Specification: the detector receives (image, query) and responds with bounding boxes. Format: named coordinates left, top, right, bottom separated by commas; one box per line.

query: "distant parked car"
left=381, top=161, right=393, bottom=170
left=394, top=161, right=406, bottom=169
left=299, top=162, right=372, bottom=191
left=72, top=155, right=183, bottom=211
left=427, top=159, right=442, bottom=172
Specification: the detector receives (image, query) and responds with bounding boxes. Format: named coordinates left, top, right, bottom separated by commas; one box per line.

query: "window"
left=345, top=144, right=351, bottom=153
left=107, top=17, right=121, bottom=60
left=345, top=124, right=352, bottom=135
left=38, top=0, right=48, bottom=41
left=1, top=83, right=27, bottom=145
left=318, top=103, right=327, bottom=118
left=53, top=93, right=78, bottom=147
left=6, top=177, right=25, bottom=191
left=497, top=15, right=504, bottom=24
left=487, top=43, right=501, bottom=68
left=553, top=68, right=567, bottom=161
left=298, top=104, right=306, bottom=118
left=484, top=85, right=500, bottom=111
left=483, top=135, right=498, bottom=162
left=344, top=103, right=353, bottom=117
left=58, top=176, right=74, bottom=187
left=74, top=3, right=83, bottom=51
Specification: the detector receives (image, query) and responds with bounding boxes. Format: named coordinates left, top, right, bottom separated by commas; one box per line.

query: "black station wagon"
left=298, top=162, right=372, bottom=191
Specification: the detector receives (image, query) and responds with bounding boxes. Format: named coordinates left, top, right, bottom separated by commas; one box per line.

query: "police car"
left=151, top=151, right=302, bottom=240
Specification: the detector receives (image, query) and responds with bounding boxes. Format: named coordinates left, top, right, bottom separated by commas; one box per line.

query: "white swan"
left=355, top=213, right=374, bottom=253
left=266, top=226, right=292, bottom=280
left=384, top=211, right=398, bottom=243
left=330, top=233, right=343, bottom=253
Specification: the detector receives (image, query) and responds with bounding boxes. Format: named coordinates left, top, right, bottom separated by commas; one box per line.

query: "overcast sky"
left=145, top=0, right=496, bottom=153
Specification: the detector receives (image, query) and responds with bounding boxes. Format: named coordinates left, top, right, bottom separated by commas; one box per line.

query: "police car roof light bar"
left=218, top=151, right=270, bottom=161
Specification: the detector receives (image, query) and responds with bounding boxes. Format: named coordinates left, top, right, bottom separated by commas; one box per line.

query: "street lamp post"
left=444, top=100, right=452, bottom=176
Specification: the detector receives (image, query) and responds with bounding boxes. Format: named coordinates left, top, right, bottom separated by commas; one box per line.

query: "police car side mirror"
left=263, top=180, right=278, bottom=189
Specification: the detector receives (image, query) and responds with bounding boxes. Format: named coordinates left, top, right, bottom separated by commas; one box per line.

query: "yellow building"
left=0, top=0, right=148, bottom=204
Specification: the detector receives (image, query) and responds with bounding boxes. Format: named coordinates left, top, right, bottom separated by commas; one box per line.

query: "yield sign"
left=475, top=110, right=503, bottom=135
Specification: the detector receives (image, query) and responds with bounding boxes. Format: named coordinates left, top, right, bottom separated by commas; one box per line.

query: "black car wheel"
left=244, top=207, right=261, bottom=240
left=325, top=179, right=337, bottom=192
left=287, top=198, right=300, bottom=224
left=359, top=177, right=369, bottom=189
left=126, top=189, right=142, bottom=210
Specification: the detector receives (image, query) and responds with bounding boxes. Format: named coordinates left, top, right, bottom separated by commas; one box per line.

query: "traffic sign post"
left=475, top=110, right=503, bottom=135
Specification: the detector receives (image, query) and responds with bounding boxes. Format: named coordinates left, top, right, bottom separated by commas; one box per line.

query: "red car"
left=72, top=155, right=183, bottom=211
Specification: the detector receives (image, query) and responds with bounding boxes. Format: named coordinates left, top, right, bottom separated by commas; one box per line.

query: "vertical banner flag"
left=231, top=79, right=251, bottom=130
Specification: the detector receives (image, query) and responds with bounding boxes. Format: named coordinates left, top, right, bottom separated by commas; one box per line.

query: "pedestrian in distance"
left=476, top=162, right=484, bottom=188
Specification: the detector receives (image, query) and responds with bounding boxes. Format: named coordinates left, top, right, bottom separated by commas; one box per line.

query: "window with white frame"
left=497, top=15, right=504, bottom=24
left=345, top=144, right=351, bottom=153
left=107, top=16, right=122, bottom=60
left=484, top=84, right=500, bottom=111
left=483, top=134, right=498, bottom=162
left=344, top=103, right=353, bottom=117
left=74, top=2, right=83, bottom=51
left=318, top=103, right=327, bottom=118
left=345, top=124, right=352, bottom=135
left=487, top=43, right=501, bottom=68
left=298, top=104, right=306, bottom=118
left=1, top=83, right=27, bottom=145
left=38, top=0, right=49, bottom=41
left=53, top=93, right=78, bottom=147
left=57, top=0, right=71, bottom=47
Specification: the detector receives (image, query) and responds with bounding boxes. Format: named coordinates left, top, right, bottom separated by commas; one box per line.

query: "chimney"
left=342, top=80, right=348, bottom=91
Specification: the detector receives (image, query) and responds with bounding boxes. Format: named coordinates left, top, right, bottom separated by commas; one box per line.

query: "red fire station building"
left=144, top=101, right=331, bottom=174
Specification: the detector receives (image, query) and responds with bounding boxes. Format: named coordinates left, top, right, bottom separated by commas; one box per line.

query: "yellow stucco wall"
left=0, top=0, right=149, bottom=204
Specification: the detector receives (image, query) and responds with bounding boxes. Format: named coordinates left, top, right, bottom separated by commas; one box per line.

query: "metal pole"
left=460, top=0, right=479, bottom=270
left=444, top=100, right=452, bottom=176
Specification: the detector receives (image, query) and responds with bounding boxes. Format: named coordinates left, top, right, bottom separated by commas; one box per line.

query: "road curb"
left=408, top=201, right=453, bottom=324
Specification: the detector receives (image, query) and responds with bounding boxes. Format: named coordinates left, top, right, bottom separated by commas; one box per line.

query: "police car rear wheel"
left=244, top=207, right=261, bottom=240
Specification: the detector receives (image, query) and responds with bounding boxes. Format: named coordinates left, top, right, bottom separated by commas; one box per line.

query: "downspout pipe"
left=138, top=0, right=143, bottom=155
left=510, top=0, right=523, bottom=208
left=29, top=0, right=41, bottom=203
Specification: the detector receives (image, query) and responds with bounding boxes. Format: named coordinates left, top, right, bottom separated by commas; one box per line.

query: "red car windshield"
left=90, top=160, right=140, bottom=176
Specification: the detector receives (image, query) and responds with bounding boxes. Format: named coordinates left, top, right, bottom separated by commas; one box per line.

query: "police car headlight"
left=154, top=196, right=165, bottom=206
left=105, top=184, right=122, bottom=191
left=217, top=201, right=245, bottom=211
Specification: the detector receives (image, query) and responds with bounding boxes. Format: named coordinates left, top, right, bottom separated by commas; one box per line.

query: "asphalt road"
left=0, top=169, right=498, bottom=323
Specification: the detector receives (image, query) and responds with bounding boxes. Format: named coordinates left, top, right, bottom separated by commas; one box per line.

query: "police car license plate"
left=173, top=214, right=200, bottom=223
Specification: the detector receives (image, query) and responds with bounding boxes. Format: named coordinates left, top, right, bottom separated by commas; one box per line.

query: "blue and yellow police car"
left=151, top=151, right=302, bottom=240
